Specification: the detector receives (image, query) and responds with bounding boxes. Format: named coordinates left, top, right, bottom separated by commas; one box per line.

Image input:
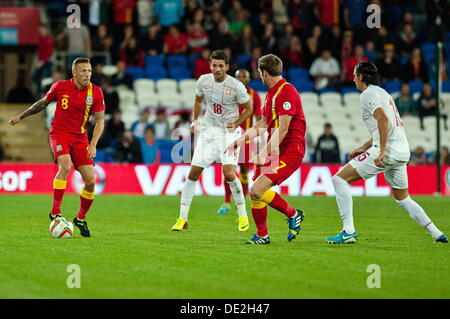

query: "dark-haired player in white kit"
left=326, top=61, right=448, bottom=244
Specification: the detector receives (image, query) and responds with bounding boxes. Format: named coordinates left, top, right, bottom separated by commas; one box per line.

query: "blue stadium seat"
left=169, top=67, right=192, bottom=80
left=248, top=79, right=266, bottom=91
left=341, top=86, right=359, bottom=95
left=167, top=55, right=188, bottom=68
left=384, top=80, right=402, bottom=93
left=443, top=81, right=450, bottom=92
left=409, top=80, right=424, bottom=94
left=125, top=67, right=145, bottom=79
left=400, top=56, right=410, bottom=65
left=146, top=65, right=168, bottom=80
left=287, top=67, right=309, bottom=81
left=145, top=55, right=164, bottom=68
left=188, top=53, right=201, bottom=67
left=236, top=54, right=251, bottom=68
left=290, top=79, right=314, bottom=92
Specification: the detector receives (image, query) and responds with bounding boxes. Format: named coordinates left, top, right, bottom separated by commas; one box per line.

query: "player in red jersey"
left=9, top=57, right=105, bottom=237
left=226, top=54, right=306, bottom=244
left=217, top=69, right=262, bottom=215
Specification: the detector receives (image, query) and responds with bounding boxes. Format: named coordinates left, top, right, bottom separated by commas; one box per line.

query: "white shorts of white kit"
left=191, top=127, right=242, bottom=168
left=349, top=146, right=409, bottom=189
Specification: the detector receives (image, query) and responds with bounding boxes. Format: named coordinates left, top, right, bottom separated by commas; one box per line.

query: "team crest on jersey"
left=56, top=145, right=62, bottom=152
left=283, top=101, right=291, bottom=110
left=86, top=96, right=93, bottom=105
left=225, top=87, right=233, bottom=96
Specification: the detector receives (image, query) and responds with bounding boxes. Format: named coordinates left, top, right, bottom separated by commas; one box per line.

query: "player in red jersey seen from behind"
left=9, top=57, right=105, bottom=237
left=226, top=54, right=306, bottom=244
left=217, top=69, right=262, bottom=215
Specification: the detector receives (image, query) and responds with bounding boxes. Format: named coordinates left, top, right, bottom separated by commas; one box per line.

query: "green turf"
left=0, top=194, right=448, bottom=299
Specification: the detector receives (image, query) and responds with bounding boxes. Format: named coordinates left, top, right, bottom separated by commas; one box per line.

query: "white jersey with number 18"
left=359, top=84, right=410, bottom=161
left=195, top=73, right=250, bottom=132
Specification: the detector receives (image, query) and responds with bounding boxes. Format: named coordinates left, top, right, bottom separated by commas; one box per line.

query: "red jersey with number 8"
left=45, top=79, right=105, bottom=135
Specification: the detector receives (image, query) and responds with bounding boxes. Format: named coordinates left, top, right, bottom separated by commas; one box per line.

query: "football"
left=49, top=217, right=73, bottom=238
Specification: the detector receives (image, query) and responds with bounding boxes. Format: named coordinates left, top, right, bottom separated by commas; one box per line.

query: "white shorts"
left=191, top=128, right=242, bottom=168
left=349, top=147, right=409, bottom=189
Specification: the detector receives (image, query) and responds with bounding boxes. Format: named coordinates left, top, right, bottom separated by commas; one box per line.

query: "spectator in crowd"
left=228, top=0, right=249, bottom=23
left=101, top=79, right=120, bottom=115
left=237, top=25, right=258, bottom=55
left=324, top=24, right=342, bottom=61
left=409, top=146, right=429, bottom=165
left=376, top=43, right=401, bottom=82
left=106, top=109, right=125, bottom=140
left=137, top=0, right=155, bottom=33
left=315, top=123, right=341, bottom=163
left=252, top=12, right=269, bottom=37
left=248, top=46, right=262, bottom=79
left=209, top=18, right=233, bottom=51
left=282, top=35, right=305, bottom=68
left=315, top=0, right=340, bottom=27
left=277, top=24, right=295, bottom=54
left=131, top=108, right=152, bottom=138
left=113, top=0, right=136, bottom=26
left=402, top=47, right=429, bottom=83
left=194, top=48, right=211, bottom=78
left=90, top=62, right=106, bottom=87
left=364, top=40, right=378, bottom=62
left=343, top=0, right=367, bottom=43
left=182, top=0, right=201, bottom=27
left=440, top=146, right=450, bottom=165
left=340, top=30, right=353, bottom=65
left=116, top=129, right=143, bottom=163
left=153, top=0, right=184, bottom=28
left=120, top=37, right=144, bottom=67
left=305, top=25, right=324, bottom=67
left=173, top=110, right=192, bottom=140
left=396, top=23, right=418, bottom=57
left=204, top=9, right=223, bottom=33
left=138, top=126, right=161, bottom=164
left=91, top=24, right=114, bottom=65
left=341, top=45, right=368, bottom=86
left=153, top=107, right=171, bottom=140
left=7, top=74, right=35, bottom=103
left=309, top=49, right=340, bottom=90
left=56, top=18, right=91, bottom=69
left=229, top=9, right=249, bottom=37
left=417, top=83, right=438, bottom=129
left=141, top=23, right=163, bottom=56
left=394, top=83, right=418, bottom=116
left=260, top=22, right=277, bottom=55
left=187, top=22, right=209, bottom=54
left=288, top=0, right=314, bottom=39
left=272, top=0, right=289, bottom=31
left=111, top=60, right=134, bottom=89
left=43, top=68, right=65, bottom=94
left=374, top=26, right=395, bottom=53
left=163, top=25, right=188, bottom=55
left=32, top=24, right=53, bottom=96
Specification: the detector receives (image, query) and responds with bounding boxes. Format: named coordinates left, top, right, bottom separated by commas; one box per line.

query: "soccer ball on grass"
left=49, top=217, right=74, bottom=238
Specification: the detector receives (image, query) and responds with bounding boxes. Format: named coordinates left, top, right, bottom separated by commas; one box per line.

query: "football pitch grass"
left=0, top=194, right=449, bottom=299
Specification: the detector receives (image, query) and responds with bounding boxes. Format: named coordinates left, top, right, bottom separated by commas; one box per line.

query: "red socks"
left=251, top=202, right=268, bottom=237
left=51, top=179, right=66, bottom=215
left=260, top=190, right=296, bottom=218
left=77, top=188, right=94, bottom=220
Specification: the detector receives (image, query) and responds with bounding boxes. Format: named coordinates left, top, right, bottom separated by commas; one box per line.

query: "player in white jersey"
left=326, top=61, right=447, bottom=244
left=172, top=50, right=253, bottom=232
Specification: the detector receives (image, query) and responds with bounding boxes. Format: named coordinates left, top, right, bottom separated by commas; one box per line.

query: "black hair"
left=354, top=61, right=380, bottom=85
left=209, top=50, right=229, bottom=64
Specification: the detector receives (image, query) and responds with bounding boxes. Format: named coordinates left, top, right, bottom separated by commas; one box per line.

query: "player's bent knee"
left=250, top=189, right=262, bottom=201
left=223, top=173, right=236, bottom=182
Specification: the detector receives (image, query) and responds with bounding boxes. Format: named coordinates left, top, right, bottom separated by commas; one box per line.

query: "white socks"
left=227, top=177, right=247, bottom=217
left=396, top=196, right=443, bottom=239
left=332, top=175, right=355, bottom=234
left=179, top=178, right=196, bottom=220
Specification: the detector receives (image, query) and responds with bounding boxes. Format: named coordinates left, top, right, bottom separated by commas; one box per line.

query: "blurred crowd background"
left=1, top=0, right=450, bottom=166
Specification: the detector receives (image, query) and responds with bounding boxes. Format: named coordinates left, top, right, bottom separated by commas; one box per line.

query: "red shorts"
left=49, top=129, right=93, bottom=169
left=253, top=143, right=304, bottom=185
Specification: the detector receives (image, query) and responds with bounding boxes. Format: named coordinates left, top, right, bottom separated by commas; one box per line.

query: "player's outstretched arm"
left=261, top=114, right=292, bottom=157
left=349, top=138, right=373, bottom=160
left=224, top=118, right=267, bottom=156
left=87, top=110, right=105, bottom=160
left=8, top=98, right=50, bottom=125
